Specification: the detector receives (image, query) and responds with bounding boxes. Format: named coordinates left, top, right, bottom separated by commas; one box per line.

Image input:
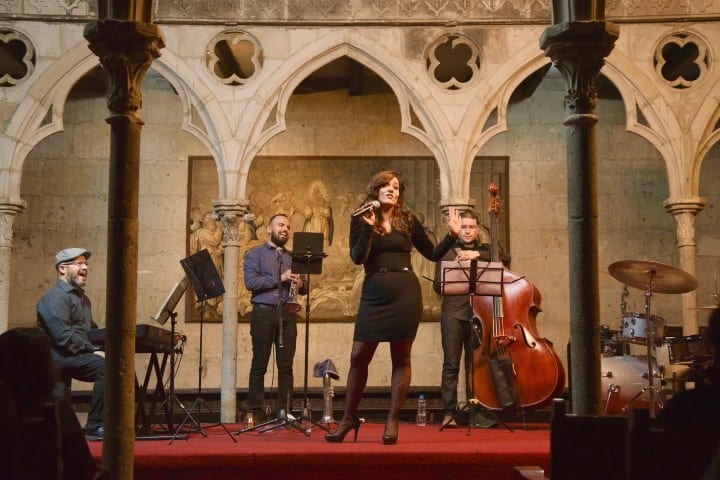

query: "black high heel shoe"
left=325, top=417, right=361, bottom=443
left=382, top=420, right=398, bottom=445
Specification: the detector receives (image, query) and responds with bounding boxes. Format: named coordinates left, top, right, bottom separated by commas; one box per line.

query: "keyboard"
left=89, top=324, right=178, bottom=354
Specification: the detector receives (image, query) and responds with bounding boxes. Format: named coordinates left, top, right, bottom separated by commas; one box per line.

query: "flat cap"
left=55, top=248, right=91, bottom=266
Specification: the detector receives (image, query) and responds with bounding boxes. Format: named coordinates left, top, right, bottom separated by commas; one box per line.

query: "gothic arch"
left=451, top=42, right=552, bottom=199
left=602, top=48, right=720, bottom=200
left=1, top=43, right=99, bottom=202
left=229, top=30, right=455, bottom=200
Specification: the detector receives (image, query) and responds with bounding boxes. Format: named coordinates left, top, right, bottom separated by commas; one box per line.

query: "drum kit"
left=601, top=259, right=712, bottom=417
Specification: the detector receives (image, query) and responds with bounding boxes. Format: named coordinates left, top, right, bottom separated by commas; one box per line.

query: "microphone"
left=352, top=200, right=380, bottom=217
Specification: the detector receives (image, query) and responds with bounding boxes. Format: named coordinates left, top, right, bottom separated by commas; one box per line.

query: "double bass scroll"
left=471, top=183, right=566, bottom=411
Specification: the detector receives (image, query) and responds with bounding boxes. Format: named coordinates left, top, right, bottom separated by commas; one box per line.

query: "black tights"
left=341, top=340, right=413, bottom=429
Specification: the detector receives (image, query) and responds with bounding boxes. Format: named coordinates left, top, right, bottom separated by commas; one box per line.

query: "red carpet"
left=88, top=421, right=550, bottom=480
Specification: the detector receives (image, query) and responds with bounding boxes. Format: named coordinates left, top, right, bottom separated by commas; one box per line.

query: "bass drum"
left=601, top=355, right=664, bottom=415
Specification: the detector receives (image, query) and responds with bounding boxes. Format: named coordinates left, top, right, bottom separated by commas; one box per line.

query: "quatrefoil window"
left=425, top=34, right=481, bottom=91
left=205, top=31, right=263, bottom=86
left=654, top=32, right=710, bottom=89
left=0, top=29, right=35, bottom=87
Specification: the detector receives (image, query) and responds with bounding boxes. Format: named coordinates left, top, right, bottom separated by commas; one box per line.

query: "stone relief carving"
left=5, top=0, right=720, bottom=21
left=189, top=210, right=225, bottom=320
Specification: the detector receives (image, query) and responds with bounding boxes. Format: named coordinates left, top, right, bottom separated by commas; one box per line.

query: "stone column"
left=440, top=200, right=477, bottom=213
left=213, top=199, right=248, bottom=423
left=84, top=18, right=164, bottom=478
left=540, top=2, right=618, bottom=415
left=664, top=198, right=706, bottom=335
left=0, top=201, right=26, bottom=333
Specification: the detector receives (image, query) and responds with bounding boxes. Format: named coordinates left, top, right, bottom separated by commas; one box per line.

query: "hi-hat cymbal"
left=608, top=260, right=698, bottom=294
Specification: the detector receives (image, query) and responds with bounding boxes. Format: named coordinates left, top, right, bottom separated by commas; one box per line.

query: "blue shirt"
left=244, top=242, right=295, bottom=306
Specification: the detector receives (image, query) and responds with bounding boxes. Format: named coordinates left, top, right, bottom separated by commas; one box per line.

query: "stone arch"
left=602, top=49, right=720, bottom=200
left=1, top=44, right=99, bottom=201
left=150, top=50, right=238, bottom=192
left=449, top=42, right=552, bottom=199
left=1, top=39, right=238, bottom=202
left=229, top=30, right=454, bottom=200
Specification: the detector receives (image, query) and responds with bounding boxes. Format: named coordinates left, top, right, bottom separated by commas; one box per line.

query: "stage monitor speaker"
left=180, top=249, right=225, bottom=301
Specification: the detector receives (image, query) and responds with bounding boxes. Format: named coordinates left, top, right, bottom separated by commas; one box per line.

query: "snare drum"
left=621, top=313, right=665, bottom=345
left=601, top=355, right=664, bottom=415
left=667, top=335, right=712, bottom=364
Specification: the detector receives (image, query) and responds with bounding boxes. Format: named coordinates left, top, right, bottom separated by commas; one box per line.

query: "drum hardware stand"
left=174, top=250, right=236, bottom=444
left=640, top=274, right=662, bottom=418
left=438, top=260, right=514, bottom=434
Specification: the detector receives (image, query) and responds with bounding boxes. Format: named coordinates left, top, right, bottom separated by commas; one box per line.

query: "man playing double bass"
left=433, top=210, right=509, bottom=429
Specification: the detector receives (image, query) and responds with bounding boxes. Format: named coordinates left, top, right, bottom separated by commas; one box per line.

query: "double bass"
left=471, top=183, right=565, bottom=411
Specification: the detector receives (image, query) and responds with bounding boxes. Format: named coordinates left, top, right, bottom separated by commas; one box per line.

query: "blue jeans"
left=440, top=301, right=474, bottom=415
left=246, top=305, right=297, bottom=412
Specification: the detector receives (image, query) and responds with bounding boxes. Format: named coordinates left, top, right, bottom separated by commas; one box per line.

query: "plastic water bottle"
left=416, top=394, right=427, bottom=426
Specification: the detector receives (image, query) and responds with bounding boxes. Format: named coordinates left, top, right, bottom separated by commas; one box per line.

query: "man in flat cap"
left=36, top=248, right=105, bottom=438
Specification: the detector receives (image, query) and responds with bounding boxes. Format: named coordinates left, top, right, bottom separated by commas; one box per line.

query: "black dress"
left=350, top=214, right=455, bottom=342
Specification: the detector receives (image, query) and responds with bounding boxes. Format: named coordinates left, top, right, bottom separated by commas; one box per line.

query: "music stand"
left=172, top=249, right=236, bottom=443
left=438, top=259, right=514, bottom=433
left=146, top=276, right=189, bottom=440
left=290, top=232, right=329, bottom=433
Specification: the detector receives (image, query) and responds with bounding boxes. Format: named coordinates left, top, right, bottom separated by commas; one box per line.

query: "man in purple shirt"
left=243, top=214, right=306, bottom=419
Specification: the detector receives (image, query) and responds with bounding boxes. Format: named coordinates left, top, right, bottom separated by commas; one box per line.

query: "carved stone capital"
left=663, top=197, right=707, bottom=248
left=83, top=20, right=165, bottom=117
left=0, top=201, right=27, bottom=248
left=540, top=21, right=619, bottom=115
left=213, top=199, right=249, bottom=247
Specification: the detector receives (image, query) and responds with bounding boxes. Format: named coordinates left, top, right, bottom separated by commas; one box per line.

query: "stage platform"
left=87, top=419, right=551, bottom=480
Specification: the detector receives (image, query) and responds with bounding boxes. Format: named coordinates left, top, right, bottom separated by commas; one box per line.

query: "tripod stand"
left=438, top=259, right=513, bottom=434
left=173, top=249, right=236, bottom=443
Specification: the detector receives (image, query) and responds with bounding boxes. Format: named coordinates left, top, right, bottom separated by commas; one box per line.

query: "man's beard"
left=68, top=272, right=87, bottom=289
left=271, top=232, right=288, bottom=246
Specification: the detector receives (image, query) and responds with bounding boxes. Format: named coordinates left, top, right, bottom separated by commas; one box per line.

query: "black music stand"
left=290, top=232, right=329, bottom=433
left=438, top=260, right=514, bottom=434
left=172, top=249, right=236, bottom=444
left=146, top=276, right=189, bottom=440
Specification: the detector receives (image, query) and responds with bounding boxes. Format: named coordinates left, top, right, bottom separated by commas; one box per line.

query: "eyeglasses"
left=61, top=261, right=89, bottom=267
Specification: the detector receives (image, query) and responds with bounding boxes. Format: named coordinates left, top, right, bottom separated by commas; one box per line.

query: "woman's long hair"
left=363, top=170, right=412, bottom=236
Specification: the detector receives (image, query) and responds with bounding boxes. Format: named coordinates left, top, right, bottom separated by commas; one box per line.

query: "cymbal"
left=608, top=260, right=698, bottom=294
left=689, top=306, right=720, bottom=310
